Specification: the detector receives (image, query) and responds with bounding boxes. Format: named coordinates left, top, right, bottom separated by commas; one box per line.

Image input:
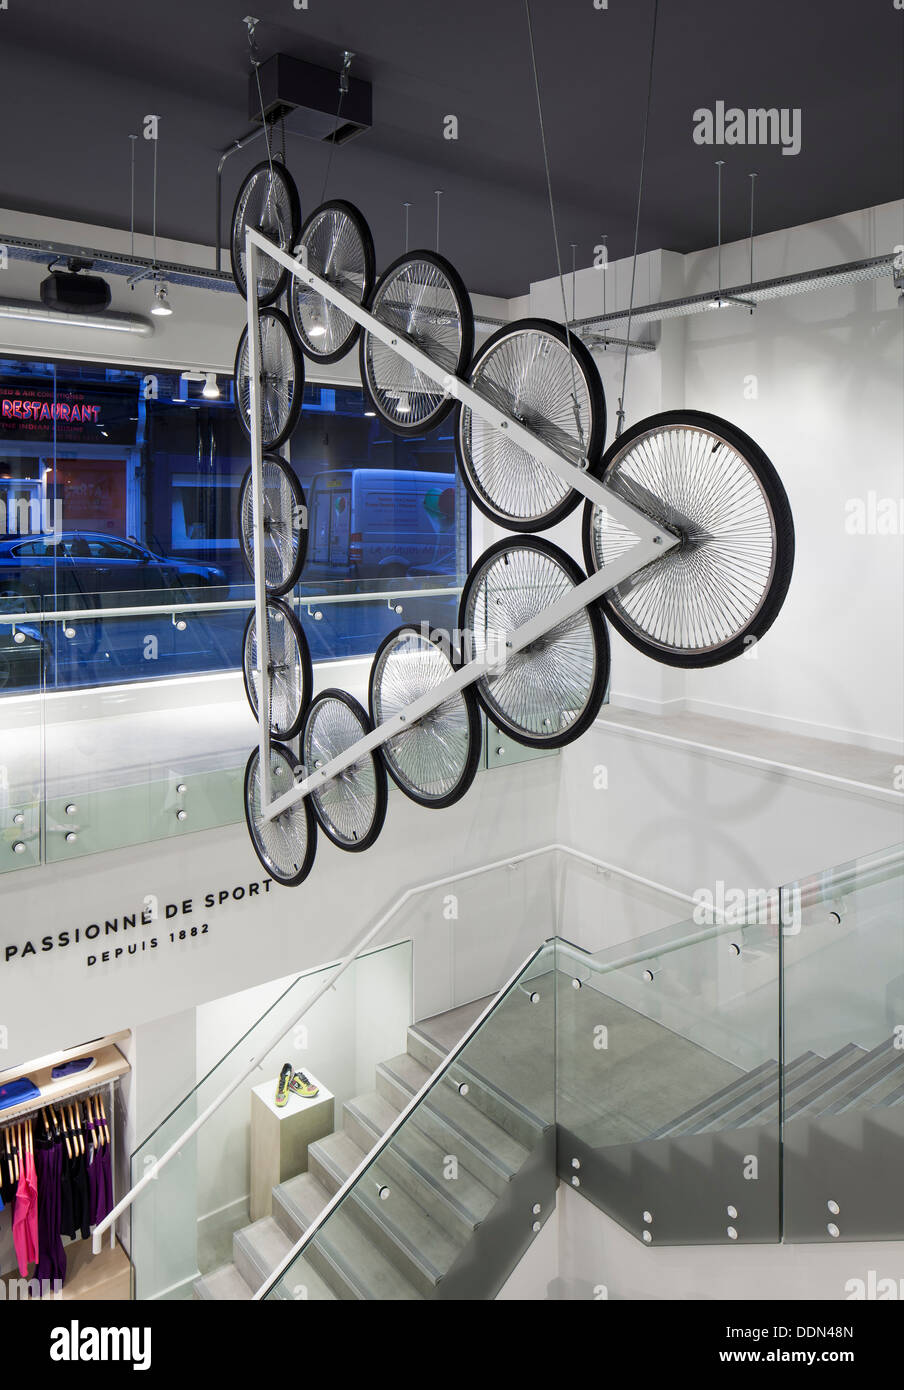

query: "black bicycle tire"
left=233, top=308, right=304, bottom=450
left=458, top=535, right=610, bottom=750
left=359, top=249, right=474, bottom=437
left=581, top=409, right=795, bottom=668
left=241, top=597, right=312, bottom=741
left=455, top=317, right=606, bottom=533
left=230, top=160, right=301, bottom=307
left=368, top=624, right=482, bottom=809
left=290, top=199, right=376, bottom=364
left=237, top=455, right=308, bottom=596
left=303, top=688, right=388, bottom=852
left=243, top=742, right=317, bottom=887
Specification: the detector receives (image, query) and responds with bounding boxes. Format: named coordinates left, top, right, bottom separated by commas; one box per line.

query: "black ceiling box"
left=249, top=53, right=372, bottom=144
left=40, top=271, right=111, bottom=313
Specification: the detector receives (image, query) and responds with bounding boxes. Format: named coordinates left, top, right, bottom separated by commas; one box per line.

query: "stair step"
left=265, top=1255, right=339, bottom=1302
left=408, top=1026, right=547, bottom=1149
left=308, top=1130, right=369, bottom=1197
left=233, top=1216, right=293, bottom=1291
left=270, top=1169, right=413, bottom=1301
left=302, top=1206, right=423, bottom=1300
left=793, top=1040, right=901, bottom=1118
left=691, top=1053, right=823, bottom=1135
left=377, top=1053, right=529, bottom=1196
left=651, top=1058, right=779, bottom=1138
left=193, top=1263, right=253, bottom=1301
left=346, top=1091, right=495, bottom=1241
left=310, top=1123, right=465, bottom=1297
left=272, top=1171, right=333, bottom=1241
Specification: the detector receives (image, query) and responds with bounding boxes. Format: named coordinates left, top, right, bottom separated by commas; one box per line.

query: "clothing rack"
left=0, top=1042, right=128, bottom=1264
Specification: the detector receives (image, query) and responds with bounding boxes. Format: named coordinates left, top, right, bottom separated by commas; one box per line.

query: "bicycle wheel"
left=238, top=455, right=308, bottom=595
left=456, top=318, right=606, bottom=532
left=242, top=597, right=312, bottom=740
left=360, top=250, right=473, bottom=436
left=244, top=742, right=316, bottom=887
left=459, top=537, right=609, bottom=749
left=234, top=308, right=304, bottom=450
left=302, top=690, right=388, bottom=852
left=290, top=200, right=375, bottom=364
left=581, top=410, right=795, bottom=667
left=230, top=159, right=300, bottom=307
left=369, top=626, right=481, bottom=809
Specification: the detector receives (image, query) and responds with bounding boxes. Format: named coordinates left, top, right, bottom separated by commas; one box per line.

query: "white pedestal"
left=250, top=1071, right=335, bottom=1221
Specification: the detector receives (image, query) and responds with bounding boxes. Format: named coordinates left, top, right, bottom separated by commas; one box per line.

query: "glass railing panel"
left=0, top=591, right=43, bottom=870
left=782, top=843, right=904, bottom=1242
left=264, top=943, right=557, bottom=1302
left=129, top=940, right=412, bottom=1300
left=556, top=910, right=781, bottom=1246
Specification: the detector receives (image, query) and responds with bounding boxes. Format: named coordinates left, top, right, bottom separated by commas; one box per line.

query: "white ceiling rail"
left=244, top=225, right=679, bottom=822
left=572, top=253, right=898, bottom=331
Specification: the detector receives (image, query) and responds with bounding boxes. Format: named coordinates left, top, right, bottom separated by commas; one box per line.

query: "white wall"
left=524, top=201, right=904, bottom=753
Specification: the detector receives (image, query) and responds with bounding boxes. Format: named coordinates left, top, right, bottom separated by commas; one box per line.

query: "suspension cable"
left=616, top=0, right=660, bottom=437
left=523, top=0, right=585, bottom=457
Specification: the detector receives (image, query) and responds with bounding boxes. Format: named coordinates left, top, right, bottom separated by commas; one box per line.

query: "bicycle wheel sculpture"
left=242, top=598, right=312, bottom=740
left=369, top=626, right=481, bottom=808
left=459, top=536, right=610, bottom=748
left=582, top=409, right=795, bottom=667
left=457, top=318, right=606, bottom=531
left=236, top=188, right=798, bottom=887
left=231, top=159, right=301, bottom=307
left=238, top=455, right=307, bottom=595
left=234, top=308, right=304, bottom=449
left=290, top=200, right=375, bottom=363
left=244, top=742, right=317, bottom=886
left=360, top=251, right=474, bottom=435
left=302, top=690, right=388, bottom=851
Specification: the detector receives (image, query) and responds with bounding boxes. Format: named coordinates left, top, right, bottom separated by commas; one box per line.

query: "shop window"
left=0, top=356, right=468, bottom=693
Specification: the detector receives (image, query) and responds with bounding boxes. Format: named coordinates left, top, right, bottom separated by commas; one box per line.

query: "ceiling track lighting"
left=151, top=281, right=173, bottom=316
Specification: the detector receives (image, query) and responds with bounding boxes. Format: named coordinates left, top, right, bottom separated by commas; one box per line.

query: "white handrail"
left=0, top=585, right=461, bottom=626
left=90, top=842, right=688, bottom=1253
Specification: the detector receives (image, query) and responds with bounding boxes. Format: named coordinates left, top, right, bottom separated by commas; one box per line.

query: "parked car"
left=0, top=532, right=227, bottom=606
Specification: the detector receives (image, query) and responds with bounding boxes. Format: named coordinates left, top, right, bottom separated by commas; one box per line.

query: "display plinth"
left=250, top=1072, right=334, bottom=1221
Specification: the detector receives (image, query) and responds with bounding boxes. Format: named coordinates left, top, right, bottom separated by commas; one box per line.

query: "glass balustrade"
left=781, top=843, right=904, bottom=1242
left=129, top=941, right=412, bottom=1301
left=263, top=942, right=556, bottom=1302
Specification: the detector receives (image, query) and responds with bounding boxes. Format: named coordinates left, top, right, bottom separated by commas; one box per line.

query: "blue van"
left=309, top=469, right=457, bottom=580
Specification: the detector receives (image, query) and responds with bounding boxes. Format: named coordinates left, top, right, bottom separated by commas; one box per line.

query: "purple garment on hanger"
left=85, top=1120, right=99, bottom=1226
left=35, top=1135, right=66, bottom=1287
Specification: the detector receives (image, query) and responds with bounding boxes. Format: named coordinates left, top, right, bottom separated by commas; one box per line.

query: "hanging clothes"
left=34, top=1118, right=66, bottom=1287
left=11, top=1124, right=38, bottom=1277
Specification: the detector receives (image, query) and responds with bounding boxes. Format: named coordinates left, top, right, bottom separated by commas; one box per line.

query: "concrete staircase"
left=195, top=996, right=549, bottom=1300
left=560, top=1036, right=904, bottom=1246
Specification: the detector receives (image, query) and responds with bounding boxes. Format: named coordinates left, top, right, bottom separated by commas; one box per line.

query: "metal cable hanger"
left=522, top=0, right=586, bottom=456
left=616, top=0, right=660, bottom=437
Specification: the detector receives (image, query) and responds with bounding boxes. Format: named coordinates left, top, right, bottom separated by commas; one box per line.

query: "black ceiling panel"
left=0, top=0, right=901, bottom=296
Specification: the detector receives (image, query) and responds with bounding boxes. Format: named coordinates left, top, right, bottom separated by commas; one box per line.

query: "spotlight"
left=309, top=319, right=327, bottom=339
left=202, top=372, right=220, bottom=399
left=397, top=393, right=411, bottom=414
left=151, top=283, right=173, bottom=316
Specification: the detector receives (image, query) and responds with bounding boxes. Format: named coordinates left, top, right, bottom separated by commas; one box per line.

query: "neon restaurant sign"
left=1, top=397, right=101, bottom=424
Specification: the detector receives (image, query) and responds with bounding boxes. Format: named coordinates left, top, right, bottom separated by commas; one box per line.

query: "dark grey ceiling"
left=1, top=0, right=901, bottom=297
